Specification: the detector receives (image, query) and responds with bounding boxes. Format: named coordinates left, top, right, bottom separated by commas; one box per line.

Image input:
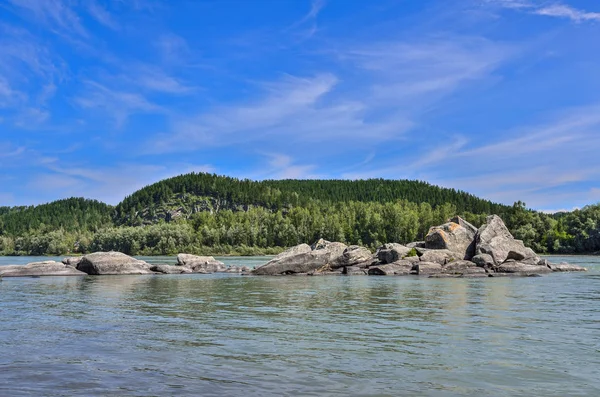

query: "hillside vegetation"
left=0, top=173, right=599, bottom=256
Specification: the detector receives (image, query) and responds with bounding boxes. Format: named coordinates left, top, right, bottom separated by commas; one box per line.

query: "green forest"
left=1, top=172, right=599, bottom=256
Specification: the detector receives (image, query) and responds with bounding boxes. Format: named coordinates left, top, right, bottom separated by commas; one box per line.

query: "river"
left=1, top=255, right=599, bottom=396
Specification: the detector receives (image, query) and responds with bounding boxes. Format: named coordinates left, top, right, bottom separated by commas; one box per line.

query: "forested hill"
left=0, top=198, right=113, bottom=236
left=1, top=173, right=599, bottom=256
left=114, top=172, right=508, bottom=224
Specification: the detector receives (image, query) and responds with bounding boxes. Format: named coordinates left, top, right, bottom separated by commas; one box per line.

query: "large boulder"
left=417, top=249, right=458, bottom=265
left=375, top=243, right=412, bottom=264
left=77, top=252, right=154, bottom=275
left=443, top=260, right=486, bottom=274
left=150, top=264, right=193, bottom=274
left=475, top=215, right=540, bottom=265
left=253, top=240, right=347, bottom=276
left=176, top=254, right=227, bottom=273
left=331, top=245, right=373, bottom=269
left=424, top=216, right=477, bottom=259
left=367, top=260, right=414, bottom=276
left=0, top=261, right=87, bottom=277
left=415, top=262, right=443, bottom=275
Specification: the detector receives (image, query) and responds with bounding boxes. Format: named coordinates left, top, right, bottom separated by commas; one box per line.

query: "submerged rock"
left=0, top=261, right=87, bottom=277
left=150, top=264, right=193, bottom=274
left=548, top=262, right=587, bottom=272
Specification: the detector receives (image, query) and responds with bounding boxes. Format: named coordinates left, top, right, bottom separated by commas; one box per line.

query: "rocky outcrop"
left=424, top=216, right=477, bottom=259
left=253, top=240, right=348, bottom=275
left=77, top=252, right=154, bottom=275
left=475, top=215, right=540, bottom=266
left=252, top=214, right=587, bottom=278
left=0, top=261, right=87, bottom=277
left=176, top=254, right=227, bottom=273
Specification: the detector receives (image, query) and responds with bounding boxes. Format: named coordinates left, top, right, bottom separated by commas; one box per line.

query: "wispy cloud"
left=8, top=0, right=88, bottom=37
left=74, top=80, right=163, bottom=127
left=87, top=0, right=119, bottom=30
left=288, top=0, right=326, bottom=39
left=490, top=1, right=600, bottom=22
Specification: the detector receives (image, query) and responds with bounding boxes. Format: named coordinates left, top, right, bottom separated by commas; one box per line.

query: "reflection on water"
left=0, top=256, right=599, bottom=396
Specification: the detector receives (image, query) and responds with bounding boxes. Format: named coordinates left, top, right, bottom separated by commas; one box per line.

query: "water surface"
left=1, top=256, right=599, bottom=396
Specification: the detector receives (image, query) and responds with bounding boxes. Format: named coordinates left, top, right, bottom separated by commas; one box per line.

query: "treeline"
left=0, top=173, right=599, bottom=256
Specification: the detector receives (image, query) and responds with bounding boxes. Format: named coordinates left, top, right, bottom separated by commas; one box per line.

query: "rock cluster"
left=1, top=252, right=249, bottom=278
left=252, top=215, right=587, bottom=277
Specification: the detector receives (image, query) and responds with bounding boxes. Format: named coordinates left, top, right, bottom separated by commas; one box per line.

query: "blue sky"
left=1, top=0, right=599, bottom=212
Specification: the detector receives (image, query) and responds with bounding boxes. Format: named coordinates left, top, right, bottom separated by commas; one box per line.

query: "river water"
left=1, top=255, right=599, bottom=396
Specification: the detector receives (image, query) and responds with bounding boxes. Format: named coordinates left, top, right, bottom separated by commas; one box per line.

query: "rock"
left=367, top=261, right=414, bottom=276
left=331, top=245, right=373, bottom=268
left=415, top=262, right=443, bottom=275
left=0, top=261, right=87, bottom=277
left=176, top=254, right=227, bottom=273
left=475, top=215, right=540, bottom=265
left=494, top=261, right=551, bottom=275
left=443, top=260, right=486, bottom=274
left=253, top=240, right=347, bottom=276
left=375, top=243, right=412, bottom=264
left=424, top=216, right=477, bottom=259
left=418, top=249, right=458, bottom=265
left=548, top=262, right=587, bottom=272
left=150, top=264, right=193, bottom=274
left=62, top=256, right=83, bottom=267
left=471, top=254, right=495, bottom=269
left=406, top=241, right=425, bottom=248
left=77, top=252, right=154, bottom=275
left=343, top=266, right=368, bottom=275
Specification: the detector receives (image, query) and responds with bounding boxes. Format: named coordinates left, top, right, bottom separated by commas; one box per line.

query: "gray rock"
left=176, top=253, right=227, bottom=273
left=253, top=240, right=347, bottom=276
left=475, top=215, right=540, bottom=265
left=368, top=261, right=413, bottom=275
left=424, top=216, right=477, bottom=259
left=150, top=264, right=193, bottom=274
left=331, top=245, right=373, bottom=268
left=494, top=261, right=551, bottom=274
left=376, top=243, right=412, bottom=264
left=62, top=256, right=83, bottom=267
left=471, top=254, right=495, bottom=268
left=77, top=252, right=154, bottom=275
left=415, top=262, right=443, bottom=275
left=548, top=262, right=587, bottom=272
left=429, top=273, right=489, bottom=278
left=406, top=241, right=426, bottom=248
left=443, top=260, right=486, bottom=274
left=0, top=261, right=87, bottom=277
left=343, top=266, right=368, bottom=275
left=418, top=249, right=458, bottom=265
